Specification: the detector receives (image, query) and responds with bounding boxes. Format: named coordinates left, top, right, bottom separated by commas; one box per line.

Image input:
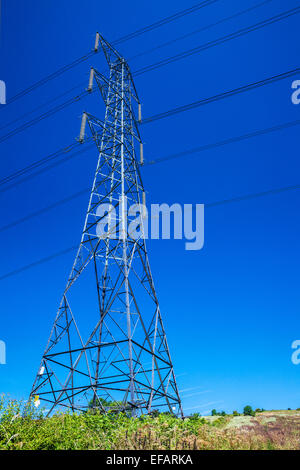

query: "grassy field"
left=1, top=398, right=300, bottom=450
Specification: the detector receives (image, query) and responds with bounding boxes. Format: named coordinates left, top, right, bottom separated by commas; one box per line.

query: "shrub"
left=189, top=413, right=201, bottom=420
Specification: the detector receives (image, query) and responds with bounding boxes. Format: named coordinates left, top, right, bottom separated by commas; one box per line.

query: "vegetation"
left=0, top=396, right=300, bottom=450
left=211, top=409, right=227, bottom=417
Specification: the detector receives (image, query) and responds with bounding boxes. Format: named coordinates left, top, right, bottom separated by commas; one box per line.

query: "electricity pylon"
left=30, top=34, right=183, bottom=417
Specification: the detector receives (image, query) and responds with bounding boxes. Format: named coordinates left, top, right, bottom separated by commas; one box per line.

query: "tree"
left=88, top=397, right=124, bottom=413
left=88, top=397, right=110, bottom=411
left=233, top=410, right=239, bottom=416
left=243, top=405, right=255, bottom=416
left=211, top=409, right=217, bottom=416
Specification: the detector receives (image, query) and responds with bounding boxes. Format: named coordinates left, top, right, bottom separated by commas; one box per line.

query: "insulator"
left=79, top=112, right=87, bottom=143
left=88, top=68, right=94, bottom=92
left=140, top=143, right=144, bottom=165
left=142, top=192, right=146, bottom=219
left=94, top=32, right=100, bottom=52
left=138, top=103, right=142, bottom=123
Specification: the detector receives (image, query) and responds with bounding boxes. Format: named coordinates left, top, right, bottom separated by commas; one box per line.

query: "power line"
left=1, top=11, right=299, bottom=193
left=5, top=52, right=94, bottom=106
left=2, top=4, right=296, bottom=142
left=2, top=0, right=220, bottom=107
left=142, top=66, right=300, bottom=124
left=112, top=0, right=221, bottom=45
left=143, top=118, right=300, bottom=166
left=2, top=0, right=290, bottom=116
left=1, top=111, right=300, bottom=192
left=0, top=81, right=86, bottom=133
left=1, top=117, right=300, bottom=228
left=1, top=60, right=298, bottom=150
left=1, top=181, right=299, bottom=281
left=0, top=90, right=91, bottom=144
left=0, top=188, right=90, bottom=233
left=207, top=183, right=300, bottom=207
left=0, top=141, right=81, bottom=186
left=0, top=142, right=94, bottom=193
left=0, top=246, right=78, bottom=281
left=0, top=135, right=96, bottom=189
left=134, top=5, right=300, bottom=75
left=129, top=0, right=274, bottom=60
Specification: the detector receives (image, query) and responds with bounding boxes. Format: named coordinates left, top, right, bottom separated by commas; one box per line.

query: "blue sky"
left=0, top=0, right=300, bottom=415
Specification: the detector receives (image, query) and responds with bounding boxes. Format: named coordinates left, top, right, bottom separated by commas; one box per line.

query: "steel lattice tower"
left=30, top=35, right=183, bottom=417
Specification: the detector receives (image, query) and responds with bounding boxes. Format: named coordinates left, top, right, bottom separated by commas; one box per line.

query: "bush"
left=189, top=413, right=201, bottom=420
left=233, top=410, right=239, bottom=416
left=149, top=409, right=160, bottom=418
left=0, top=397, right=210, bottom=450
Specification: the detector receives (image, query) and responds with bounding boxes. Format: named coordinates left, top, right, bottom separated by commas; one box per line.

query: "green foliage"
left=233, top=410, right=240, bottom=416
left=0, top=397, right=209, bottom=450
left=243, top=405, right=255, bottom=417
left=211, top=409, right=217, bottom=416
